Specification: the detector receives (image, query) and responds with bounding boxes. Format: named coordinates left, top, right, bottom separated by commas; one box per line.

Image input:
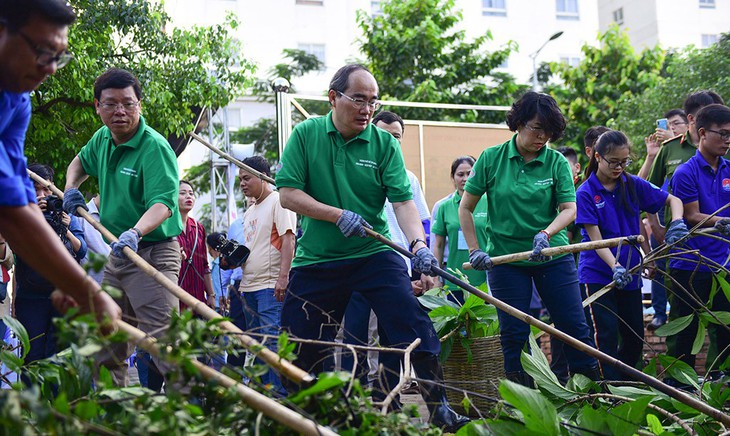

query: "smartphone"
left=656, top=118, right=668, bottom=130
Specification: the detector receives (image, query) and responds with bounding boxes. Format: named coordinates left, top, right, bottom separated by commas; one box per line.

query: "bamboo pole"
left=27, top=170, right=313, bottom=386
left=116, top=320, right=337, bottom=436
left=187, top=131, right=276, bottom=185
left=365, top=228, right=730, bottom=426
left=461, top=236, right=643, bottom=270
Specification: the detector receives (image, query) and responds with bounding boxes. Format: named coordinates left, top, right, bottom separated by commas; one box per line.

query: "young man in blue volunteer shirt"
left=665, top=104, right=730, bottom=385
left=276, top=64, right=468, bottom=431
left=0, top=0, right=120, bottom=324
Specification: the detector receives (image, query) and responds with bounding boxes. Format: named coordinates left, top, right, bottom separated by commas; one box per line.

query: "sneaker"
left=647, top=317, right=666, bottom=331
left=400, top=380, right=420, bottom=395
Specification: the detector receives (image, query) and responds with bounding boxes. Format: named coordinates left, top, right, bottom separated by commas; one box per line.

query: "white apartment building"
left=598, top=0, right=730, bottom=50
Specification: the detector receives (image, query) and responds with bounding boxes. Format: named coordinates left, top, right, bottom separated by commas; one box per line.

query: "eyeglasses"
left=98, top=101, right=141, bottom=112
left=337, top=91, right=381, bottom=111
left=17, top=30, right=73, bottom=69
left=705, top=128, right=730, bottom=142
left=524, top=124, right=548, bottom=137
left=601, top=157, right=632, bottom=169
left=669, top=121, right=688, bottom=127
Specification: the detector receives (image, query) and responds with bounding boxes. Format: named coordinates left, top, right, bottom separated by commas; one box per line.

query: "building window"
left=556, top=0, right=579, bottom=20
left=298, top=43, right=326, bottom=69
left=612, top=8, right=624, bottom=25
left=702, top=34, right=719, bottom=47
left=560, top=56, right=581, bottom=67
left=699, top=0, right=716, bottom=8
left=482, top=0, right=506, bottom=17
left=295, top=0, right=323, bottom=5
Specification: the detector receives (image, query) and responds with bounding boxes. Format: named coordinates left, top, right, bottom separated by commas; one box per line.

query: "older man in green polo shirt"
left=63, top=68, right=182, bottom=386
left=276, top=64, right=468, bottom=432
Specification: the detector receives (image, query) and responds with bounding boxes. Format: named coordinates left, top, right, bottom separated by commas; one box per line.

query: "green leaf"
left=498, top=380, right=560, bottom=435
left=0, top=350, right=24, bottom=373
left=699, top=311, right=730, bottom=325
left=657, top=355, right=699, bottom=389
left=288, top=371, right=350, bottom=403
left=716, top=273, right=730, bottom=303
left=2, top=315, right=30, bottom=359
left=576, top=404, right=611, bottom=435
left=521, top=335, right=576, bottom=400
left=605, top=396, right=652, bottom=436
left=691, top=320, right=706, bottom=355
left=53, top=392, right=70, bottom=415
left=646, top=413, right=664, bottom=435
left=418, top=294, right=460, bottom=311
left=654, top=314, right=693, bottom=336
left=74, top=400, right=98, bottom=420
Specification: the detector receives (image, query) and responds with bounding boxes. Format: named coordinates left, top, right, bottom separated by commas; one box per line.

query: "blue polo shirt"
left=576, top=173, right=667, bottom=288
left=0, top=91, right=35, bottom=206
left=669, top=151, right=730, bottom=272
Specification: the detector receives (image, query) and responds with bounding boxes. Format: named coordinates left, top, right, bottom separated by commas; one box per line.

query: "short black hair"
left=372, top=111, right=404, bottom=131
left=664, top=108, right=687, bottom=122
left=94, top=68, right=142, bottom=101
left=555, top=146, right=578, bottom=163
left=179, top=179, right=193, bottom=189
left=684, top=90, right=724, bottom=117
left=329, top=64, right=371, bottom=94
left=583, top=126, right=610, bottom=150
left=242, top=156, right=271, bottom=176
left=28, top=162, right=54, bottom=182
left=206, top=232, right=225, bottom=248
left=506, top=91, right=566, bottom=142
left=450, top=156, right=475, bottom=178
left=0, top=0, right=75, bottom=32
left=696, top=104, right=730, bottom=133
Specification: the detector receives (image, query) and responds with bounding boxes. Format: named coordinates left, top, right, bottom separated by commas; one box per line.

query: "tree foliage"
left=25, top=0, right=253, bottom=185
left=357, top=0, right=527, bottom=123
left=615, top=33, right=730, bottom=154
left=546, top=25, right=665, bottom=161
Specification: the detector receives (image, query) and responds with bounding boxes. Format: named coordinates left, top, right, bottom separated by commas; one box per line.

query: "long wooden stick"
left=27, top=170, right=313, bottom=386
left=188, top=132, right=276, bottom=185
left=461, top=236, right=644, bottom=270
left=365, top=228, right=730, bottom=426
left=116, top=320, right=337, bottom=436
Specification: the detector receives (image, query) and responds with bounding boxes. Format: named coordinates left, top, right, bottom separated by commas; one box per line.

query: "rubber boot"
left=504, top=371, right=535, bottom=388
left=412, top=356, right=470, bottom=432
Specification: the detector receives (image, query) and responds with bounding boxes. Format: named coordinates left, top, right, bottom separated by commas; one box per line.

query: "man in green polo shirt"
left=642, top=90, right=725, bottom=331
left=63, top=68, right=182, bottom=386
left=276, top=64, right=468, bottom=432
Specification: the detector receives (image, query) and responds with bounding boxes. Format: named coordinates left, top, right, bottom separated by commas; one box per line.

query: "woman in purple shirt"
left=576, top=130, right=686, bottom=380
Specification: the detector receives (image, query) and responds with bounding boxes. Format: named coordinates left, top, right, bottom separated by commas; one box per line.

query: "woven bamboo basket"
left=442, top=335, right=504, bottom=417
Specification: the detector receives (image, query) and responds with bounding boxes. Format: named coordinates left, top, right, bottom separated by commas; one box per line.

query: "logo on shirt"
left=594, top=194, right=605, bottom=209
left=723, top=179, right=730, bottom=192
left=534, top=178, right=553, bottom=186
left=120, top=167, right=138, bottom=177
left=355, top=159, right=379, bottom=170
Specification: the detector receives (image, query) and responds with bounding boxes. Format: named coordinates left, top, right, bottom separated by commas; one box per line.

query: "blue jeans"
left=488, top=255, right=597, bottom=373
left=15, top=297, right=59, bottom=364
left=240, top=288, right=285, bottom=394
left=227, top=280, right=246, bottom=366
left=649, top=235, right=668, bottom=321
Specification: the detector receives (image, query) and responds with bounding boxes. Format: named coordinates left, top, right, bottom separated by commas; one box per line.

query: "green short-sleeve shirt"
left=432, top=191, right=490, bottom=286
left=647, top=132, right=696, bottom=225
left=464, top=134, right=575, bottom=266
left=78, top=116, right=183, bottom=242
left=276, top=112, right=412, bottom=267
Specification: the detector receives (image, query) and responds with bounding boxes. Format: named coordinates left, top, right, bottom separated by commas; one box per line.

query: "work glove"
left=412, top=247, right=438, bottom=276
left=612, top=265, right=632, bottom=290
left=336, top=210, right=372, bottom=238
left=63, top=188, right=88, bottom=216
left=111, top=229, right=140, bottom=257
left=664, top=219, right=689, bottom=244
left=528, top=231, right=551, bottom=262
left=469, top=249, right=493, bottom=271
left=715, top=218, right=730, bottom=237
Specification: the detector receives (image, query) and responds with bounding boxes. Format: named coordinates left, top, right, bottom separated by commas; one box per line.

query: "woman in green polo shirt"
left=433, top=156, right=489, bottom=301
left=459, top=91, right=599, bottom=386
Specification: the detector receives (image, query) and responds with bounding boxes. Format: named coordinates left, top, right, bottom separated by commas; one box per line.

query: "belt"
left=138, top=237, right=175, bottom=249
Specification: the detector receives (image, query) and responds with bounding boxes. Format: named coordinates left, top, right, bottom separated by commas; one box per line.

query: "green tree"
left=357, top=0, right=526, bottom=123
left=615, top=33, right=730, bottom=153
left=546, top=25, right=665, bottom=164
left=25, top=0, right=253, bottom=185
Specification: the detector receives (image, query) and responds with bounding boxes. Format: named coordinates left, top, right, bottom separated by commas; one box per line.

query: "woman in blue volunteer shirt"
left=576, top=130, right=687, bottom=380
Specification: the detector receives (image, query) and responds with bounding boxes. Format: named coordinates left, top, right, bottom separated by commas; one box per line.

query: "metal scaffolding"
left=207, top=106, right=237, bottom=232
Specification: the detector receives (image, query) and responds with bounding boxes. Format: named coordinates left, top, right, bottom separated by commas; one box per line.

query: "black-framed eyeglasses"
left=98, top=101, right=141, bottom=112
left=601, top=157, right=632, bottom=169
left=16, top=30, right=73, bottom=69
left=705, top=128, right=730, bottom=142
left=337, top=91, right=381, bottom=111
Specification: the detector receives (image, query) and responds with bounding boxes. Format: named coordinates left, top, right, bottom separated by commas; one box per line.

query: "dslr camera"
left=42, top=195, right=67, bottom=237
left=210, top=233, right=250, bottom=270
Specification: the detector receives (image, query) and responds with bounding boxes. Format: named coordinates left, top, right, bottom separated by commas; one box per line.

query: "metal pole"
left=208, top=107, right=217, bottom=231
left=272, top=78, right=291, bottom=160
left=530, top=31, right=563, bottom=91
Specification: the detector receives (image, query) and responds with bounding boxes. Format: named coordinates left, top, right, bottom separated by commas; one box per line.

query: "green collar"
left=103, top=116, right=147, bottom=149
left=506, top=133, right=547, bottom=164
left=325, top=111, right=373, bottom=144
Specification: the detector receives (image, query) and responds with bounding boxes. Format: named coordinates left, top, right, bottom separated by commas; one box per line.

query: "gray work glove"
left=664, top=219, right=689, bottom=244
left=715, top=218, right=730, bottom=237
left=612, top=265, right=632, bottom=290
left=63, top=188, right=88, bottom=216
left=528, top=231, right=551, bottom=262
left=469, top=249, right=493, bottom=271
left=412, top=247, right=437, bottom=276
left=111, top=229, right=140, bottom=257
left=336, top=210, right=372, bottom=238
